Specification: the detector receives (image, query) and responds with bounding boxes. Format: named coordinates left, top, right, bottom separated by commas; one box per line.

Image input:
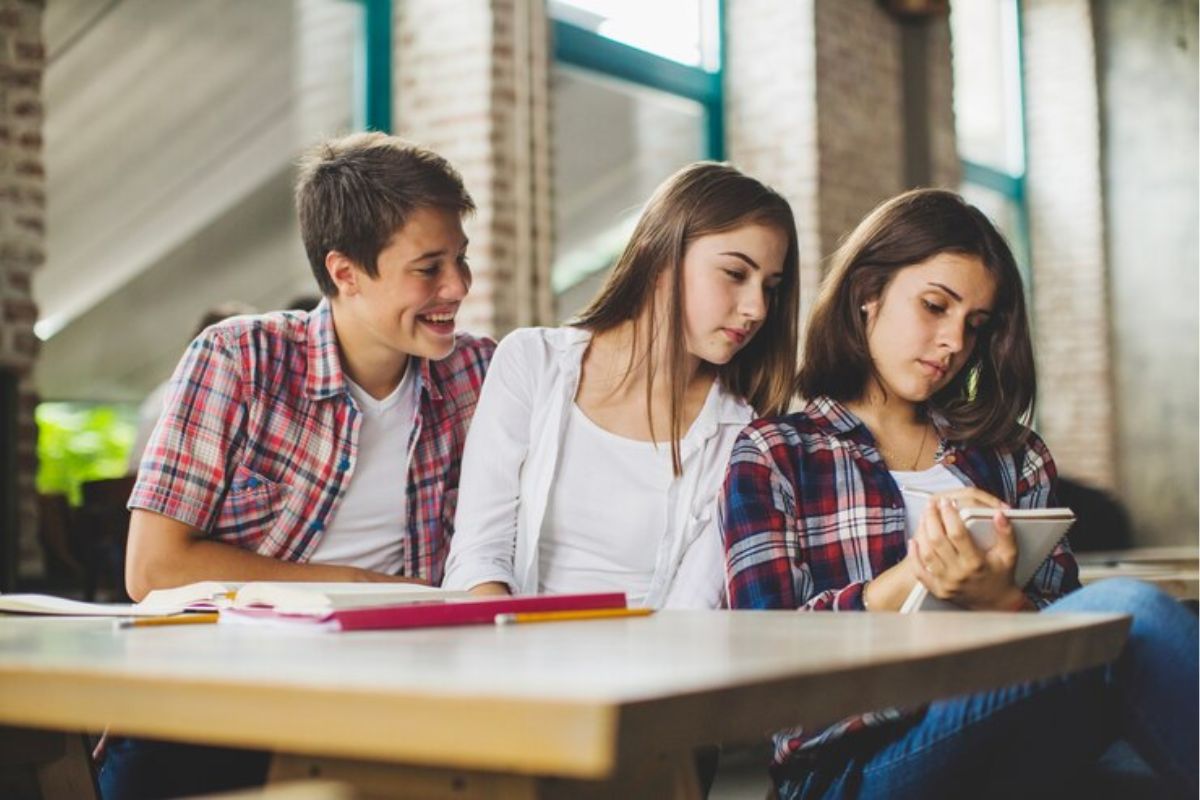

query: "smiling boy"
left=124, top=133, right=495, bottom=600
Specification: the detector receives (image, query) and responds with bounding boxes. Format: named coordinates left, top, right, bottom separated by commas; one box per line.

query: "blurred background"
left=0, top=0, right=1196, bottom=604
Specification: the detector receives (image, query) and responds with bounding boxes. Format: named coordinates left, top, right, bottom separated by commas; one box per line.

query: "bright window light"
left=549, top=0, right=720, bottom=71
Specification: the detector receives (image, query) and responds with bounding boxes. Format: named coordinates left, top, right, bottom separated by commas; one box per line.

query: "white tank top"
left=537, top=404, right=682, bottom=607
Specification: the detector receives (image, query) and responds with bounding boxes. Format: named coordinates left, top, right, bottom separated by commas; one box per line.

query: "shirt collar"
left=305, top=298, right=434, bottom=403
left=305, top=299, right=346, bottom=401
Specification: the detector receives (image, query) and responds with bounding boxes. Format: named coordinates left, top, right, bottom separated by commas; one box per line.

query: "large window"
left=950, top=0, right=1029, bottom=277
left=549, top=1, right=723, bottom=319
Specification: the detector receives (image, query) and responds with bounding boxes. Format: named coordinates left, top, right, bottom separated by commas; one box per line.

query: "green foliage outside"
left=36, top=403, right=137, bottom=506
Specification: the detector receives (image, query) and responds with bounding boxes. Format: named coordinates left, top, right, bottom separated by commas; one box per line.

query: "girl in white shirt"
left=443, top=162, right=800, bottom=608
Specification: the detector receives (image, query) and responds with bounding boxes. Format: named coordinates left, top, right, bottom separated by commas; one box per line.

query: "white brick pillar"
left=1022, top=0, right=1115, bottom=489
left=725, top=0, right=957, bottom=329
left=0, top=0, right=44, bottom=580
left=394, top=0, right=553, bottom=338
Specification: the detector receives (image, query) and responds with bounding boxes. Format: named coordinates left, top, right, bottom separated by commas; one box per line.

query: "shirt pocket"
left=211, top=464, right=292, bottom=550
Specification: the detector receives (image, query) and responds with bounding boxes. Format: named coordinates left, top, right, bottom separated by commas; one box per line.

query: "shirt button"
left=310, top=521, right=323, bottom=533
left=945, top=454, right=957, bottom=465
left=338, top=457, right=351, bottom=471
left=246, top=477, right=260, bottom=489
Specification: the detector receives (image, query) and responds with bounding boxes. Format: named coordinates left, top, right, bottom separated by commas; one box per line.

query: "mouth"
left=417, top=308, right=457, bottom=336
left=918, top=359, right=948, bottom=380
left=722, top=328, right=749, bottom=345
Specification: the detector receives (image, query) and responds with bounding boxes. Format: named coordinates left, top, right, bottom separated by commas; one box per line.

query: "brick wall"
left=394, top=0, right=552, bottom=338
left=0, top=0, right=44, bottom=578
left=1021, top=0, right=1116, bottom=489
left=726, top=0, right=957, bottom=332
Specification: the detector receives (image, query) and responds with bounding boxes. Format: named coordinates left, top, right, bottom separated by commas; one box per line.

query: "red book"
left=220, top=592, right=627, bottom=632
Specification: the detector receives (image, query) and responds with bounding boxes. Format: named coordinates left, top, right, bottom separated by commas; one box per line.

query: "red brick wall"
left=394, top=0, right=552, bottom=338
left=0, top=0, right=44, bottom=576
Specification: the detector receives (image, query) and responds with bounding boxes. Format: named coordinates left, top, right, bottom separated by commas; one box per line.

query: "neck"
left=587, top=319, right=706, bottom=401
left=330, top=300, right=410, bottom=400
left=844, top=378, right=922, bottom=432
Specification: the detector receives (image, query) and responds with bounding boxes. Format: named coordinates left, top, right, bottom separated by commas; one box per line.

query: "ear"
left=325, top=251, right=362, bottom=297
left=860, top=298, right=880, bottom=323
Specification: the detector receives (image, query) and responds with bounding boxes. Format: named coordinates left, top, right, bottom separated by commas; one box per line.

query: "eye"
left=416, top=263, right=440, bottom=277
left=921, top=298, right=946, bottom=314
left=722, top=268, right=747, bottom=282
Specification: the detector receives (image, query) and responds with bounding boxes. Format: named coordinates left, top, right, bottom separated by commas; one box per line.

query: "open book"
left=0, top=581, right=467, bottom=618
left=900, top=507, right=1076, bottom=612
left=218, top=591, right=629, bottom=632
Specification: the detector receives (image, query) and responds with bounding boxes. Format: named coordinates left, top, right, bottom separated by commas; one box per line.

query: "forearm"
left=467, top=581, right=512, bottom=597
left=125, top=512, right=417, bottom=601
left=862, top=560, right=919, bottom=612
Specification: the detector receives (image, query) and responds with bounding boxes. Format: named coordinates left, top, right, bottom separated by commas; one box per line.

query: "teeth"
left=422, top=313, right=455, bottom=323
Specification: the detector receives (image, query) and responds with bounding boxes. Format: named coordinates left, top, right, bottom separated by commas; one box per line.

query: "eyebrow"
left=720, top=251, right=760, bottom=270
left=408, top=238, right=469, bottom=265
left=928, top=282, right=992, bottom=316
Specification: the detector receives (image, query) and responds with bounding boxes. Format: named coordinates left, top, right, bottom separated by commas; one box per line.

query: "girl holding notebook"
left=443, top=162, right=799, bottom=609
left=721, top=188, right=1197, bottom=799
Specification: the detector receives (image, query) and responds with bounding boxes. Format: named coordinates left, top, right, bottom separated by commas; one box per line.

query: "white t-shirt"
left=890, top=463, right=966, bottom=538
left=537, top=404, right=679, bottom=606
left=308, top=364, right=419, bottom=573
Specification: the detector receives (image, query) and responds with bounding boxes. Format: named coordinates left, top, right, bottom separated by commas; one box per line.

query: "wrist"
left=997, top=588, right=1030, bottom=612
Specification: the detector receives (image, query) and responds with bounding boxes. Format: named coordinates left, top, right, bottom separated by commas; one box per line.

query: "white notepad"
left=900, top=507, right=1076, bottom=612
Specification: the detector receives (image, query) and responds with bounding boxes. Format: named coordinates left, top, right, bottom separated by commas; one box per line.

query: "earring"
left=860, top=304, right=868, bottom=313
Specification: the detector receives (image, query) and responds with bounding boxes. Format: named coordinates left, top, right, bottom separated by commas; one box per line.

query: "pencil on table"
left=118, top=613, right=220, bottom=629
left=494, top=608, right=653, bottom=626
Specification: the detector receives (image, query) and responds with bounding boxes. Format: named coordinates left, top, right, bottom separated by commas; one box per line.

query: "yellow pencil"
left=494, top=608, right=653, bottom=626
left=118, top=613, right=220, bottom=629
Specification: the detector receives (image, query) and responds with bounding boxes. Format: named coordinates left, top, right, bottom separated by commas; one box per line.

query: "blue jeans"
left=775, top=579, right=1199, bottom=800
left=98, top=736, right=270, bottom=800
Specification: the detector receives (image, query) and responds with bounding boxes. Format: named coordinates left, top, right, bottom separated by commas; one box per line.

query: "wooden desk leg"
left=269, top=750, right=701, bottom=800
left=0, top=727, right=98, bottom=800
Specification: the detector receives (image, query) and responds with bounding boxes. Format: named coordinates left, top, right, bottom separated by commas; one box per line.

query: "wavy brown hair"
left=572, top=162, right=800, bottom=472
left=797, top=188, right=1035, bottom=450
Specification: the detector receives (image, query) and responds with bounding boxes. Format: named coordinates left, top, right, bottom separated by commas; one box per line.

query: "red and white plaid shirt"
left=721, top=396, right=1080, bottom=763
left=129, top=301, right=495, bottom=584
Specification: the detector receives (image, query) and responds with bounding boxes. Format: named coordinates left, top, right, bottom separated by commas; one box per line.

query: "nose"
left=740, top=285, right=768, bottom=324
left=939, top=318, right=966, bottom=354
left=442, top=262, right=471, bottom=301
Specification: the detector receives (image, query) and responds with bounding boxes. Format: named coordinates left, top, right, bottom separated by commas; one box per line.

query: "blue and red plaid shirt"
left=720, top=396, right=1080, bottom=762
left=129, top=300, right=495, bottom=584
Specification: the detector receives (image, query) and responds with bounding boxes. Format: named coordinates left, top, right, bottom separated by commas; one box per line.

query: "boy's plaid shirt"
left=720, top=396, right=1080, bottom=764
left=129, top=301, right=495, bottom=584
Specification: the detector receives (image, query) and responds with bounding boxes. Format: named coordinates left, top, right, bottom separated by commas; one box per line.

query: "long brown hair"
left=572, top=162, right=800, bottom=471
left=797, top=188, right=1035, bottom=449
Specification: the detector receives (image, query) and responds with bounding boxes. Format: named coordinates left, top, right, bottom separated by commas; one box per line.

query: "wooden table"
left=0, top=610, right=1129, bottom=799
left=1077, top=546, right=1200, bottom=601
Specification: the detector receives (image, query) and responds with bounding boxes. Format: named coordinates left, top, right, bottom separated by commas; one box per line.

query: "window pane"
left=548, top=0, right=720, bottom=70
left=950, top=0, right=1024, bottom=174
left=552, top=66, right=706, bottom=320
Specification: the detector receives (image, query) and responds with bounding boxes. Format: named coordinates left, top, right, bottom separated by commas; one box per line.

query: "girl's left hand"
left=909, top=497, right=1027, bottom=610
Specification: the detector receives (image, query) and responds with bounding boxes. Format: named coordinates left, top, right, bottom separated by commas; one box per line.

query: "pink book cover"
left=222, top=592, right=628, bottom=632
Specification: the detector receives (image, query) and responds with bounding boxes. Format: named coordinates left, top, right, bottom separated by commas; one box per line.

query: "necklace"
left=878, top=423, right=930, bottom=471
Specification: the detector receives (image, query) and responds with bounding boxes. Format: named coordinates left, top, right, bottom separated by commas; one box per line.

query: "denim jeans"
left=98, top=736, right=270, bottom=800
left=774, top=578, right=1199, bottom=800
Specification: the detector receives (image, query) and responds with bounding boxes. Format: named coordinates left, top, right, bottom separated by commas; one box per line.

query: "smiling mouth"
left=418, top=310, right=457, bottom=332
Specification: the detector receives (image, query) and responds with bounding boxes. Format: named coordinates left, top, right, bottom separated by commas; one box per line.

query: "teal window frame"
left=551, top=2, right=725, bottom=160
left=347, top=0, right=392, bottom=133
left=958, top=0, right=1031, bottom=281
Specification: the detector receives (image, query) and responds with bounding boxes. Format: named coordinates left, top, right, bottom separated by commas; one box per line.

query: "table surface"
left=0, top=610, right=1128, bottom=778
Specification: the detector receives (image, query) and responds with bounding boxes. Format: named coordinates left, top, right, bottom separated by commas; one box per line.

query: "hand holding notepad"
left=900, top=507, right=1076, bottom=612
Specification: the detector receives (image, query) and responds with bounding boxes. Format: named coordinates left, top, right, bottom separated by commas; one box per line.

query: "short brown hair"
left=296, top=132, right=475, bottom=296
left=797, top=188, right=1035, bottom=449
left=573, top=161, right=801, bottom=471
